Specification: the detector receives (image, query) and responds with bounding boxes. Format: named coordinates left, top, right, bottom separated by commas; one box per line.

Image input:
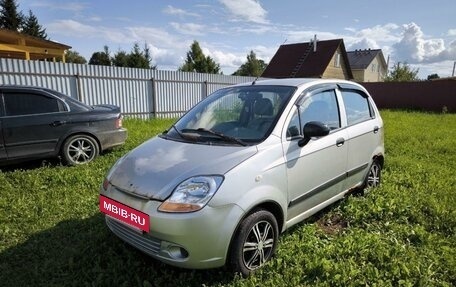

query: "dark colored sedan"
left=0, top=85, right=127, bottom=166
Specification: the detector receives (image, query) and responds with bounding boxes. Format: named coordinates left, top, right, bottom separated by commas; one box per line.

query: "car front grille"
left=105, top=216, right=161, bottom=256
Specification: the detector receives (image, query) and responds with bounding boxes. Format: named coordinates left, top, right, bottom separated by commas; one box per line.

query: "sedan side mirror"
left=298, top=121, right=330, bottom=147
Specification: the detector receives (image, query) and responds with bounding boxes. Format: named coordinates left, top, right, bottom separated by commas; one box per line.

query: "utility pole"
left=452, top=61, right=455, bottom=77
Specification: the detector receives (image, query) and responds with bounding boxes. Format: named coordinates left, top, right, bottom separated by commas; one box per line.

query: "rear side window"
left=341, top=90, right=373, bottom=125
left=3, top=92, right=64, bottom=116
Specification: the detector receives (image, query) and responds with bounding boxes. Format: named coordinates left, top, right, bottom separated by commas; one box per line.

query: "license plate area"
left=99, top=195, right=150, bottom=233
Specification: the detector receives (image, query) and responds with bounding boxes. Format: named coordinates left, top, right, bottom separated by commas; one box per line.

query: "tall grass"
left=0, top=111, right=455, bottom=286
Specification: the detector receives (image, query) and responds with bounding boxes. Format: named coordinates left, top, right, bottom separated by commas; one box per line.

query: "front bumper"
left=100, top=189, right=244, bottom=269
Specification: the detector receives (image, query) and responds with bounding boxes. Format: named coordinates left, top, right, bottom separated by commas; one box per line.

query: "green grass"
left=0, top=111, right=455, bottom=287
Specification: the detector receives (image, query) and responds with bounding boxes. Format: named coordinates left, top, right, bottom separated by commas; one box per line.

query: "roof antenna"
left=252, top=76, right=260, bottom=85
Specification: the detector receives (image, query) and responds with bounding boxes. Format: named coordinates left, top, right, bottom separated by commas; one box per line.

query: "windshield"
left=164, top=85, right=296, bottom=146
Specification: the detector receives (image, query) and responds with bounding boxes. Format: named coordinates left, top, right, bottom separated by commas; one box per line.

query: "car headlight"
left=158, top=176, right=224, bottom=213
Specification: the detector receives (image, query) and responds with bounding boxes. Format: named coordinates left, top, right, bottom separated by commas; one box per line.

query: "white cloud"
left=353, top=23, right=401, bottom=43
left=219, top=0, right=268, bottom=24
left=47, top=19, right=97, bottom=36
left=286, top=31, right=342, bottom=43
left=349, top=38, right=380, bottom=50
left=127, top=27, right=179, bottom=48
left=163, top=5, right=200, bottom=18
left=170, top=22, right=205, bottom=36
left=393, top=22, right=449, bottom=63
left=448, top=29, right=456, bottom=36
left=30, top=1, right=87, bottom=12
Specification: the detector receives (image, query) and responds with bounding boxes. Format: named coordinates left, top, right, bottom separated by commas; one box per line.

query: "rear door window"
left=3, top=92, right=64, bottom=116
left=341, top=90, right=374, bottom=125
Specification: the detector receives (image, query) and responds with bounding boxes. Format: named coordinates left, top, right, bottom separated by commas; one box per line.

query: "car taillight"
left=115, top=117, right=122, bottom=129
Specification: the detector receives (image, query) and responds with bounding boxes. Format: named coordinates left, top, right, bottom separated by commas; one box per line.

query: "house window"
left=371, top=64, right=376, bottom=72
left=334, top=52, right=341, bottom=68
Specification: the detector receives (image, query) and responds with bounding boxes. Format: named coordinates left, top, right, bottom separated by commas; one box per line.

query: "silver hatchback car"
left=99, top=78, right=384, bottom=276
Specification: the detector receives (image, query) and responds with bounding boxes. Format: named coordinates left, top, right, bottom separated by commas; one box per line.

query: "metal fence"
left=361, top=80, right=456, bottom=113
left=0, top=58, right=257, bottom=118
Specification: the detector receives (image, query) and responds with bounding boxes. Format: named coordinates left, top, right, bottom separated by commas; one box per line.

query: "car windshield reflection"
left=164, top=85, right=296, bottom=145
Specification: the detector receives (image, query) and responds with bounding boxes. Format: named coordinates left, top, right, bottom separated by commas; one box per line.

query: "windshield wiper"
left=167, top=125, right=198, bottom=141
left=181, top=128, right=247, bottom=146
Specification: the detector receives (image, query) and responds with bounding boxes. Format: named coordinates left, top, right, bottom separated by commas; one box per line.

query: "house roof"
left=347, top=49, right=386, bottom=70
left=262, top=39, right=353, bottom=79
left=0, top=28, right=71, bottom=61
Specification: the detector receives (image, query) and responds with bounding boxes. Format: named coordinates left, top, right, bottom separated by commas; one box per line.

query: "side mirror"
left=298, top=121, right=330, bottom=147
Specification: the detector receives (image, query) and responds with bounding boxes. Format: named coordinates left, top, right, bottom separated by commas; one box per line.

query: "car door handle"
left=336, top=138, right=345, bottom=147
left=373, top=126, right=379, bottom=134
left=50, top=120, right=66, bottom=127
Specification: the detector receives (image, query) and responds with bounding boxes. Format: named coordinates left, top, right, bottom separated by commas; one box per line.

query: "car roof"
left=234, top=78, right=363, bottom=90
left=0, top=84, right=66, bottom=97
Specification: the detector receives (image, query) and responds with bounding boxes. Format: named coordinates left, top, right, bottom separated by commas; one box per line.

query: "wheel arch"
left=58, top=131, right=101, bottom=154
left=373, top=153, right=384, bottom=168
left=226, top=199, right=284, bottom=263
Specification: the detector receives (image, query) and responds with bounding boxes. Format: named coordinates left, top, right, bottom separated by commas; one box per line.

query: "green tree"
left=63, top=50, right=87, bottom=64
left=21, top=10, right=47, bottom=39
left=384, top=62, right=420, bottom=82
left=179, top=40, right=221, bottom=74
left=143, top=42, right=156, bottom=69
left=232, top=50, right=267, bottom=77
left=112, top=50, right=129, bottom=67
left=89, top=45, right=111, bottom=66
left=127, top=43, right=150, bottom=69
left=0, top=0, right=23, bottom=31
left=112, top=43, right=156, bottom=69
left=427, top=73, right=440, bottom=80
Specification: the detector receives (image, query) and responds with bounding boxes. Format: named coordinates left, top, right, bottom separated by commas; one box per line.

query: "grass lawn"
left=0, top=111, right=455, bottom=286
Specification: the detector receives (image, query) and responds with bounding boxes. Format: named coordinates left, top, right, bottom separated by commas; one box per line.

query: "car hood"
left=108, top=136, right=257, bottom=200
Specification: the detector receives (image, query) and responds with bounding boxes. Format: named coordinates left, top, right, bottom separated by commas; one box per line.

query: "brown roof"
left=262, top=39, right=353, bottom=79
left=347, top=49, right=386, bottom=69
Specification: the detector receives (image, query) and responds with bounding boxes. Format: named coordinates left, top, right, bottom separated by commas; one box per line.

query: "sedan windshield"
left=164, top=85, right=296, bottom=145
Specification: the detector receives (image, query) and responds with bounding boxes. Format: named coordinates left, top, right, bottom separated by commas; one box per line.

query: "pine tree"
left=22, top=9, right=47, bottom=39
left=0, top=0, right=23, bottom=31
left=232, top=51, right=267, bottom=77
left=179, top=41, right=221, bottom=74
left=127, top=43, right=150, bottom=69
left=89, top=45, right=111, bottom=66
left=112, top=50, right=129, bottom=67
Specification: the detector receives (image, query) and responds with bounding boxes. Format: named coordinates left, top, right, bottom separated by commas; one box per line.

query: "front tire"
left=229, top=209, right=279, bottom=277
left=62, top=134, right=99, bottom=165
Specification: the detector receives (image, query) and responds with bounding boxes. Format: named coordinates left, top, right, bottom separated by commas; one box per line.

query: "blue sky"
left=19, top=0, right=456, bottom=78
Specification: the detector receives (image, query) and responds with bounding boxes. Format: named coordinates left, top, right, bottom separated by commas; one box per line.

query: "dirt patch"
left=317, top=214, right=348, bottom=235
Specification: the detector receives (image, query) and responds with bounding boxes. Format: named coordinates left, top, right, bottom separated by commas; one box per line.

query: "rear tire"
left=229, top=209, right=278, bottom=277
left=365, top=159, right=382, bottom=190
left=62, top=134, right=99, bottom=165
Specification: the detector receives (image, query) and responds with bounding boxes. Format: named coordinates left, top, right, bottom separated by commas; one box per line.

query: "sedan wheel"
left=62, top=135, right=99, bottom=165
left=366, top=160, right=381, bottom=188
left=230, top=209, right=278, bottom=277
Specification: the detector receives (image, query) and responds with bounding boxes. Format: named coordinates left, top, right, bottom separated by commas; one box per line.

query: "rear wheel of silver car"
left=366, top=159, right=382, bottom=189
left=229, top=209, right=278, bottom=277
left=62, top=134, right=99, bottom=165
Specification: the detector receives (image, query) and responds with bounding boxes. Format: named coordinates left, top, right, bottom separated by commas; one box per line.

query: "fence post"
left=203, top=80, right=208, bottom=100
left=151, top=77, right=157, bottom=118
left=75, top=73, right=83, bottom=103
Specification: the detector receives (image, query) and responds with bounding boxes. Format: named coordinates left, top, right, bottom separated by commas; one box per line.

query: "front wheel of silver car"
left=62, top=134, right=99, bottom=165
left=229, top=209, right=278, bottom=277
